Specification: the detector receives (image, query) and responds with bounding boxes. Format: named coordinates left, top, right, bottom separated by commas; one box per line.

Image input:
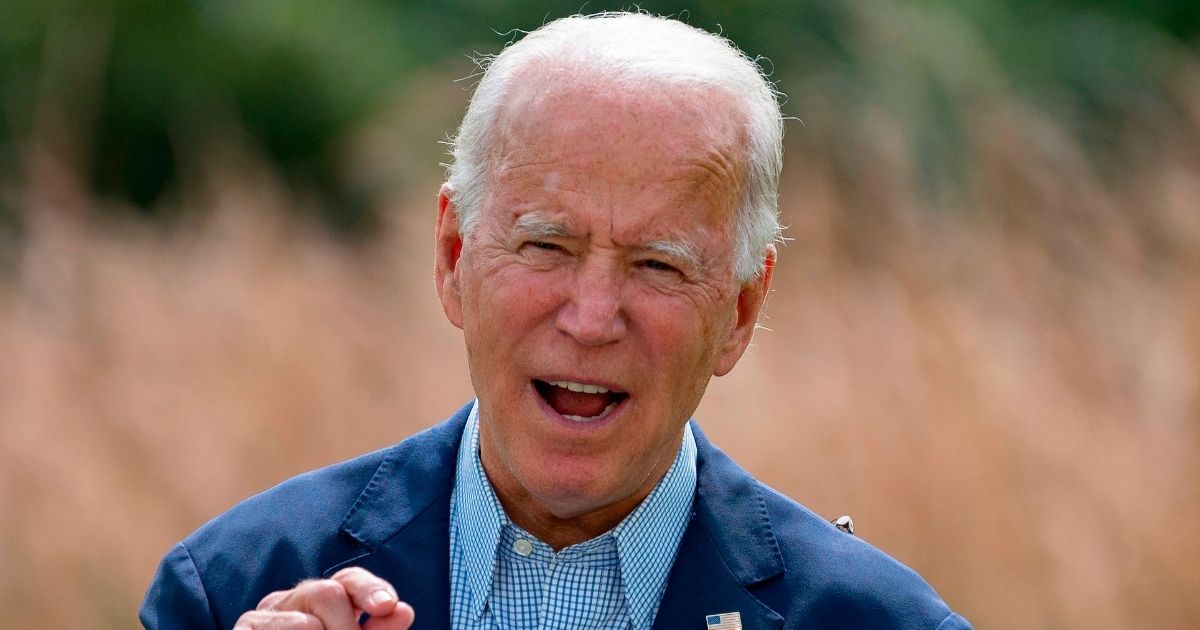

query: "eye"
left=520, top=241, right=569, bottom=260
left=639, top=259, right=680, bottom=274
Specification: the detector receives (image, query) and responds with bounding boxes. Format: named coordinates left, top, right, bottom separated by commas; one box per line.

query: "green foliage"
left=0, top=0, right=1195, bottom=231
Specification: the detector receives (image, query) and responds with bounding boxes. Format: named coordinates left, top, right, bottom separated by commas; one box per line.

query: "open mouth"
left=533, top=379, right=629, bottom=422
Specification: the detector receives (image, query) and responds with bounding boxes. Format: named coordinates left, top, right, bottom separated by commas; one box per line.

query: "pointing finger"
left=329, top=567, right=403, bottom=618
left=270, top=578, right=360, bottom=630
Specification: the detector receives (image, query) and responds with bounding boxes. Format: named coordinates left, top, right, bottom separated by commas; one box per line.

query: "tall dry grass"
left=2, top=69, right=1199, bottom=630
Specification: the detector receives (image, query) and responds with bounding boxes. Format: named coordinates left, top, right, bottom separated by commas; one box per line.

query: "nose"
left=555, top=258, right=627, bottom=346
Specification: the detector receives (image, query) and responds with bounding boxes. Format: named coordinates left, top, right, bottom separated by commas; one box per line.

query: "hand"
left=233, top=567, right=415, bottom=629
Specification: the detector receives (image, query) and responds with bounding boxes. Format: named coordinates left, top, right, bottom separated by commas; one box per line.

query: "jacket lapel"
left=653, top=422, right=786, bottom=630
left=324, top=403, right=472, bottom=628
left=355, top=496, right=453, bottom=628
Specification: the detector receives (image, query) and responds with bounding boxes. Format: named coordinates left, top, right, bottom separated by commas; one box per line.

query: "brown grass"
left=2, top=72, right=1199, bottom=629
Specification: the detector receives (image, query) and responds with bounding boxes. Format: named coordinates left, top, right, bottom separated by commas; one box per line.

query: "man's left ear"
left=713, top=245, right=776, bottom=377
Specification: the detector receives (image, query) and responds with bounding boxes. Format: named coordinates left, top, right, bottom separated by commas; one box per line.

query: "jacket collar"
left=653, top=423, right=786, bottom=629
left=689, top=422, right=785, bottom=584
left=327, top=402, right=472, bottom=629
left=336, top=402, right=469, bottom=549
left=330, top=404, right=785, bottom=628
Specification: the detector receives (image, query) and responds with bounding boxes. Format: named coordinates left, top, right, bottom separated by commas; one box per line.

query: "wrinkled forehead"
left=491, top=64, right=749, bottom=176
left=482, top=68, right=750, bottom=230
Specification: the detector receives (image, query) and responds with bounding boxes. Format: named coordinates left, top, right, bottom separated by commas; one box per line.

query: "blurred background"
left=2, top=1, right=1198, bottom=627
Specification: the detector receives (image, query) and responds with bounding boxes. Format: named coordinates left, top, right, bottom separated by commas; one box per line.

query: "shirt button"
left=513, top=539, right=533, bottom=556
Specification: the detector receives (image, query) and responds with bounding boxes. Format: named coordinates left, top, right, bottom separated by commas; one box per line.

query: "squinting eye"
left=528, top=241, right=563, bottom=251
left=640, top=259, right=679, bottom=273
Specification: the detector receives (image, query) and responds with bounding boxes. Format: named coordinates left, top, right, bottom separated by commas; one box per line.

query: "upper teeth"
left=549, top=380, right=609, bottom=394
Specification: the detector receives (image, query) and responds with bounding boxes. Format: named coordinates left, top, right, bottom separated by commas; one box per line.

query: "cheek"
left=630, top=283, right=725, bottom=338
left=634, top=293, right=738, bottom=391
left=463, top=264, right=567, bottom=347
left=627, top=294, right=708, bottom=363
left=497, top=267, right=570, bottom=316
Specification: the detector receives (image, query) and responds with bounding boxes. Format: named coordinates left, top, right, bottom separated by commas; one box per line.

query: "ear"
left=713, top=245, right=776, bottom=377
left=435, top=183, right=465, bottom=329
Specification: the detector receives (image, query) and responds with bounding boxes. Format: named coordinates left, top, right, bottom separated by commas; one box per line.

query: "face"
left=435, top=75, right=774, bottom=535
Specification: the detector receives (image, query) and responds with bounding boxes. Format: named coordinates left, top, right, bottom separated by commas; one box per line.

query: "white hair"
left=445, top=12, right=784, bottom=281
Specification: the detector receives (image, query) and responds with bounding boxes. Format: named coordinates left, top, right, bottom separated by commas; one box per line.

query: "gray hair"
left=445, top=12, right=784, bottom=281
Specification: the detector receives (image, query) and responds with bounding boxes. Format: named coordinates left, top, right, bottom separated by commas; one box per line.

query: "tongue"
left=545, top=387, right=610, bottom=418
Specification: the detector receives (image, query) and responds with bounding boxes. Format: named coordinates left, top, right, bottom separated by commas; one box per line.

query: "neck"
left=480, top=451, right=676, bottom=551
left=491, top=484, right=652, bottom=550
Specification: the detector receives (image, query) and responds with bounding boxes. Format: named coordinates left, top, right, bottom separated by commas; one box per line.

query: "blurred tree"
left=0, top=0, right=1196, bottom=238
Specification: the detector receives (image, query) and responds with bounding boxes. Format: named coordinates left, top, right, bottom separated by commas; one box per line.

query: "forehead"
left=486, top=69, right=749, bottom=226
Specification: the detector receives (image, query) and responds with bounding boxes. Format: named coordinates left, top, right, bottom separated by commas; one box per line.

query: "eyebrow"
left=511, top=214, right=704, bottom=269
left=512, top=215, right=571, bottom=240
left=641, top=239, right=703, bottom=270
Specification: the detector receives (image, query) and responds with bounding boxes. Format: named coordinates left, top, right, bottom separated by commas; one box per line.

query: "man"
left=142, top=13, right=970, bottom=630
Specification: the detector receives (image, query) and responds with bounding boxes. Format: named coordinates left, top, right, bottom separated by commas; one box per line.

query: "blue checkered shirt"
left=448, top=402, right=697, bottom=630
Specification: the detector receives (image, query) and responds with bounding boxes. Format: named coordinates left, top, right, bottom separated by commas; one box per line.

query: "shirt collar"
left=452, top=402, right=506, bottom=619
left=451, top=401, right=698, bottom=628
left=611, top=421, right=697, bottom=628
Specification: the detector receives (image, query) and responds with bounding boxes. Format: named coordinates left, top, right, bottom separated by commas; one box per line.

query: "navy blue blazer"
left=141, top=403, right=970, bottom=629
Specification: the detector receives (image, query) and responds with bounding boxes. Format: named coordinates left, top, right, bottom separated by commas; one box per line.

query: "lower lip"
left=529, top=382, right=627, bottom=432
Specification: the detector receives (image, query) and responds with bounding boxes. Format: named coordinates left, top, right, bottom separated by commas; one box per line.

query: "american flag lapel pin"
left=706, top=611, right=742, bottom=630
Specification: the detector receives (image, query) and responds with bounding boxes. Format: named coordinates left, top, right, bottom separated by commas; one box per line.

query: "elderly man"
left=142, top=12, right=970, bottom=630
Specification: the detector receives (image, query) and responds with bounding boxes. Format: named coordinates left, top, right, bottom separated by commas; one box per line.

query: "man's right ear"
left=435, top=184, right=464, bottom=330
